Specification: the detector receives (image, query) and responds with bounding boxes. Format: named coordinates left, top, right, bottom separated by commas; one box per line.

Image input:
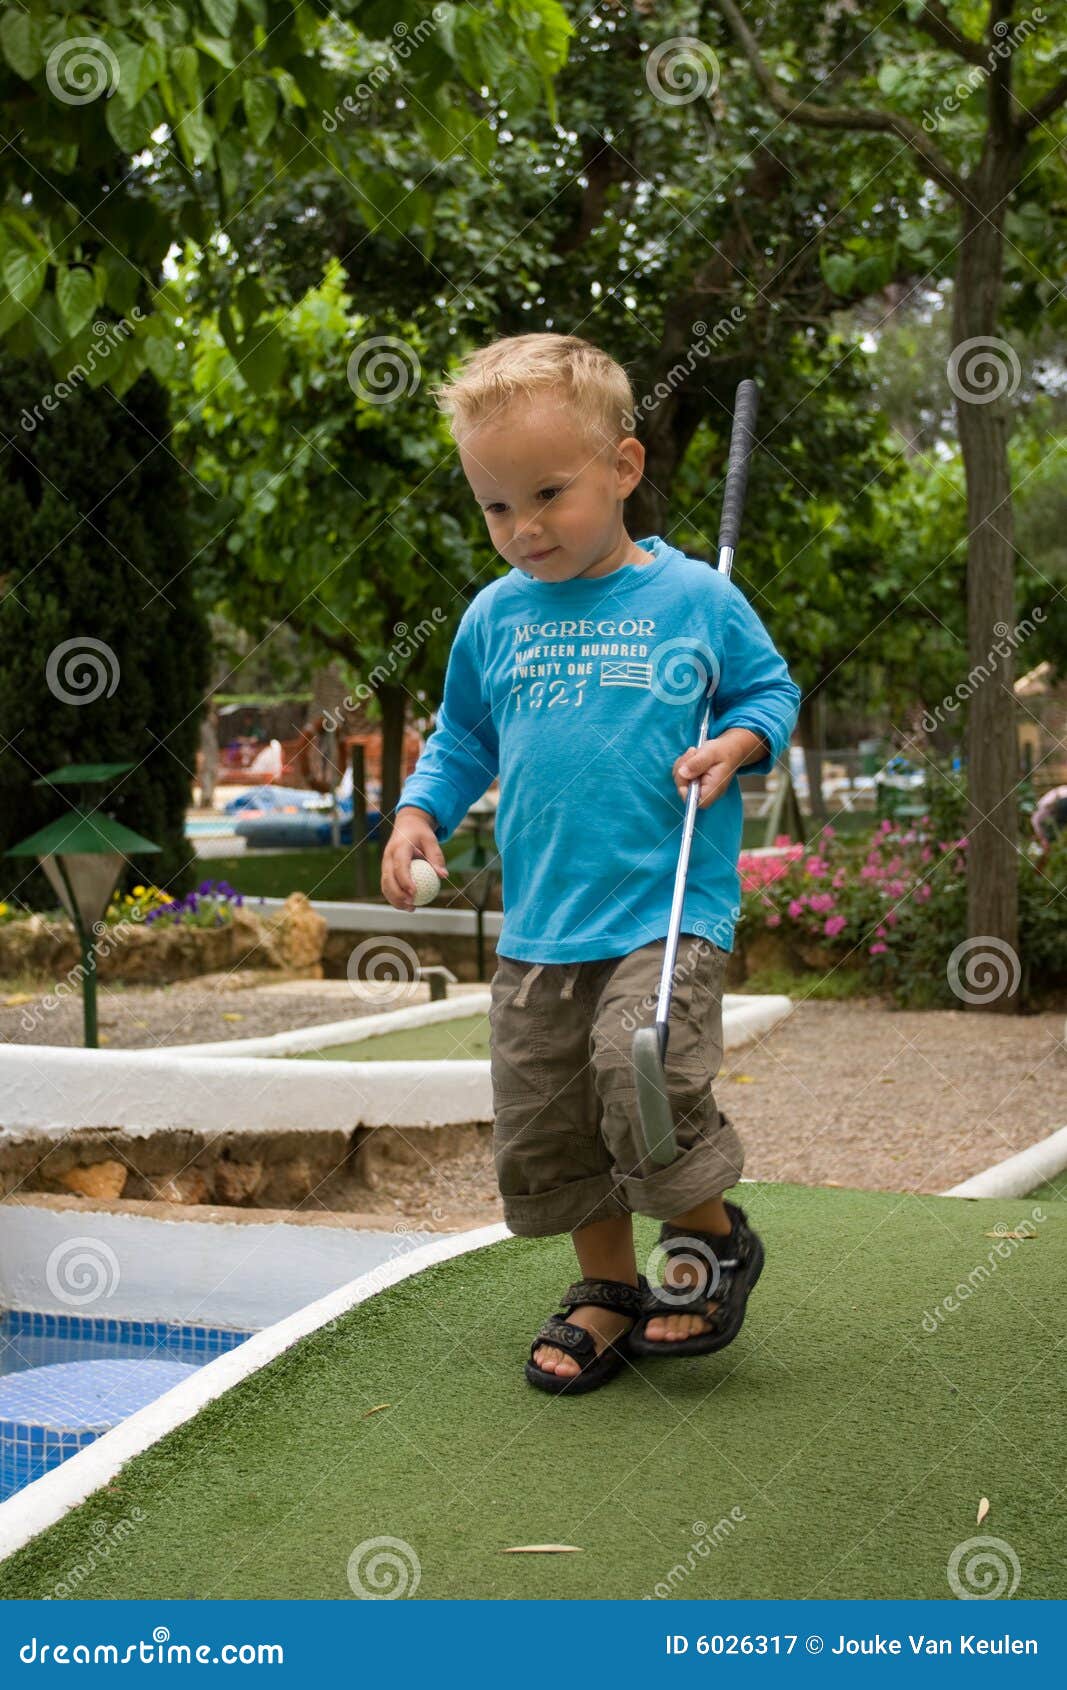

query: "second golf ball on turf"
left=410, top=857, right=441, bottom=906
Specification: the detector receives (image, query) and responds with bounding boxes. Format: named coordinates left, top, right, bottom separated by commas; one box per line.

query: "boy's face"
left=458, top=396, right=644, bottom=582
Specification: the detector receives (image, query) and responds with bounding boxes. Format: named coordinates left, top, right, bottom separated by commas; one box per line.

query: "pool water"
left=0, top=1311, right=252, bottom=1501
left=292, top=1013, right=490, bottom=1063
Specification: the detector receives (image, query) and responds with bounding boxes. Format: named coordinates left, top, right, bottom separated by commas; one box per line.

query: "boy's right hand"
left=381, top=807, right=448, bottom=912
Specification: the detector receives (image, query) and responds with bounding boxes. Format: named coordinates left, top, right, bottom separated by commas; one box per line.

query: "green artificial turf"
left=1027, top=1168, right=1067, bottom=1204
left=291, top=1014, right=490, bottom=1063
left=1, top=1181, right=1062, bottom=1601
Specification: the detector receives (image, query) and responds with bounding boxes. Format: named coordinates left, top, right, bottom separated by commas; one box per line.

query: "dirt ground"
left=3, top=975, right=1064, bottom=1201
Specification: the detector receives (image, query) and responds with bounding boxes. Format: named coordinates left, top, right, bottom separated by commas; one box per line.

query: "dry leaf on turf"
left=983, top=1231, right=1035, bottom=1241
left=977, top=1497, right=990, bottom=1524
left=731, top=1074, right=755, bottom=1084
left=2, top=993, right=35, bottom=1006
left=221, top=1013, right=244, bottom=1022
left=502, top=1545, right=583, bottom=1554
left=362, top=1404, right=390, bottom=1417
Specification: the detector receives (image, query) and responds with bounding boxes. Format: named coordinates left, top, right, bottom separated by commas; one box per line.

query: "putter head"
left=632, top=1024, right=677, bottom=1167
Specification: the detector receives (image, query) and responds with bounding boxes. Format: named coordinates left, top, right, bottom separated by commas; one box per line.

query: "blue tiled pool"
left=0, top=1311, right=253, bottom=1501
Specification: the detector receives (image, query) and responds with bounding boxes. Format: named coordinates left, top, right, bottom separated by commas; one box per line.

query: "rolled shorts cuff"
left=501, top=1170, right=631, bottom=1238
left=619, top=1117, right=745, bottom=1220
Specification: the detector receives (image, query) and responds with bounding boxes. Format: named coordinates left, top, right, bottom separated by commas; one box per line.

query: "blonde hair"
left=430, top=332, right=637, bottom=453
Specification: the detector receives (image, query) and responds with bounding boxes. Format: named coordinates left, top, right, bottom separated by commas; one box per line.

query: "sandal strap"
left=641, top=1286, right=725, bottom=1321
left=531, top=1316, right=597, bottom=1362
left=561, top=1277, right=644, bottom=1316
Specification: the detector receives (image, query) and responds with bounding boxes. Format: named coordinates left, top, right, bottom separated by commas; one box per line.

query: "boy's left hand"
left=672, top=730, right=765, bottom=809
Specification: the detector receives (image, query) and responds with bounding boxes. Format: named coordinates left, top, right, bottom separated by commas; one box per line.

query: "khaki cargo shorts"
left=488, top=933, right=745, bottom=1237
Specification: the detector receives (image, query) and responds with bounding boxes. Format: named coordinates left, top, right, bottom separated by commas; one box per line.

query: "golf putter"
left=632, top=378, right=760, bottom=1166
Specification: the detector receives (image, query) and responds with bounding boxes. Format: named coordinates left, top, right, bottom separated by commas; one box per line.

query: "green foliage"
left=172, top=259, right=485, bottom=703
left=0, top=0, right=572, bottom=382
left=739, top=965, right=873, bottom=1001
left=739, top=811, right=1067, bottom=1009
left=0, top=355, right=209, bottom=905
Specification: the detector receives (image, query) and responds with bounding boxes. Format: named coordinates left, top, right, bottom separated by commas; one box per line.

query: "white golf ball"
left=410, top=857, right=441, bottom=907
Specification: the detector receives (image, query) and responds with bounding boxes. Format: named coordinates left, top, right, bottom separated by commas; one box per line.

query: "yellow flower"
left=132, top=885, right=146, bottom=896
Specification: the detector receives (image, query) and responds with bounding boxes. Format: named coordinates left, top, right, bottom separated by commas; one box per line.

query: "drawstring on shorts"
left=512, top=961, right=581, bottom=1007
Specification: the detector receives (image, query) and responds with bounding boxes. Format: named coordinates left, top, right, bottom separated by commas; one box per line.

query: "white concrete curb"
left=0, top=996, right=792, bottom=1140
left=255, top=897, right=503, bottom=937
left=941, top=1122, right=1067, bottom=1200
left=0, top=1222, right=510, bottom=1567
left=0, top=1047, right=493, bottom=1138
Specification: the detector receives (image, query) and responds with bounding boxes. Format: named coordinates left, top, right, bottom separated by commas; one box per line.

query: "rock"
left=213, top=1159, right=264, bottom=1206
left=155, top=1170, right=211, bottom=1206
left=60, top=1160, right=128, bottom=1200
left=262, top=892, right=327, bottom=973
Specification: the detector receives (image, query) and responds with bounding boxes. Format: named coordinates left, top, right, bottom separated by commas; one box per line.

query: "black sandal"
left=525, top=1276, right=646, bottom=1395
left=628, top=1201, right=765, bottom=1358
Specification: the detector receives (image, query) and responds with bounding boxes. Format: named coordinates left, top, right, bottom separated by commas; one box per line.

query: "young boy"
left=382, top=333, right=801, bottom=1395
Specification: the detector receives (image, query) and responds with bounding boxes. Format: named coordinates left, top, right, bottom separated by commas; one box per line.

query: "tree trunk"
left=797, top=688, right=827, bottom=824
left=376, top=681, right=407, bottom=847
left=951, top=184, right=1020, bottom=1012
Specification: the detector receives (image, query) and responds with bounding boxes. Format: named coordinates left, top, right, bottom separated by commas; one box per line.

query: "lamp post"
left=5, top=763, right=160, bottom=1048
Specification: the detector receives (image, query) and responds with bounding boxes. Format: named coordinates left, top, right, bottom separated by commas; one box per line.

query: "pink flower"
left=809, top=892, right=835, bottom=914
left=885, top=909, right=899, bottom=927
left=773, top=833, right=792, bottom=848
left=920, top=846, right=932, bottom=863
left=917, top=883, right=932, bottom=901
left=875, top=925, right=887, bottom=938
left=822, top=824, right=836, bottom=839
left=824, top=914, right=847, bottom=938
left=869, top=941, right=888, bottom=955
left=804, top=856, right=828, bottom=878
left=879, top=818, right=893, bottom=833
left=833, top=870, right=846, bottom=888
left=766, top=911, right=781, bottom=927
left=787, top=899, right=806, bottom=919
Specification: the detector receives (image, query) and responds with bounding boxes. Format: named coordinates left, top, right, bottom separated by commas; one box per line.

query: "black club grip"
left=717, top=379, right=760, bottom=555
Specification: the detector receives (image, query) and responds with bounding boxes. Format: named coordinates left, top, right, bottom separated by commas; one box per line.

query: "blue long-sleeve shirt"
left=396, top=534, right=801, bottom=962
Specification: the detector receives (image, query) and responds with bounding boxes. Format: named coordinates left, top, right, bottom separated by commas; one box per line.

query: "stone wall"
left=0, top=892, right=327, bottom=986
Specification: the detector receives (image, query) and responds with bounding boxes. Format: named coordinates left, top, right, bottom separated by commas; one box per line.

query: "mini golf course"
left=0, top=1180, right=1062, bottom=1601
left=291, top=1014, right=490, bottom=1062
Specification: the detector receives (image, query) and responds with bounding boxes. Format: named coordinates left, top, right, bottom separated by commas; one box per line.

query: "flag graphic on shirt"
left=599, top=660, right=652, bottom=688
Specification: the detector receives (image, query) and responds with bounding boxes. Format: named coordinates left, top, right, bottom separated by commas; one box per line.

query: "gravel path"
left=0, top=974, right=484, bottom=1050
left=2, top=976, right=1064, bottom=1197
